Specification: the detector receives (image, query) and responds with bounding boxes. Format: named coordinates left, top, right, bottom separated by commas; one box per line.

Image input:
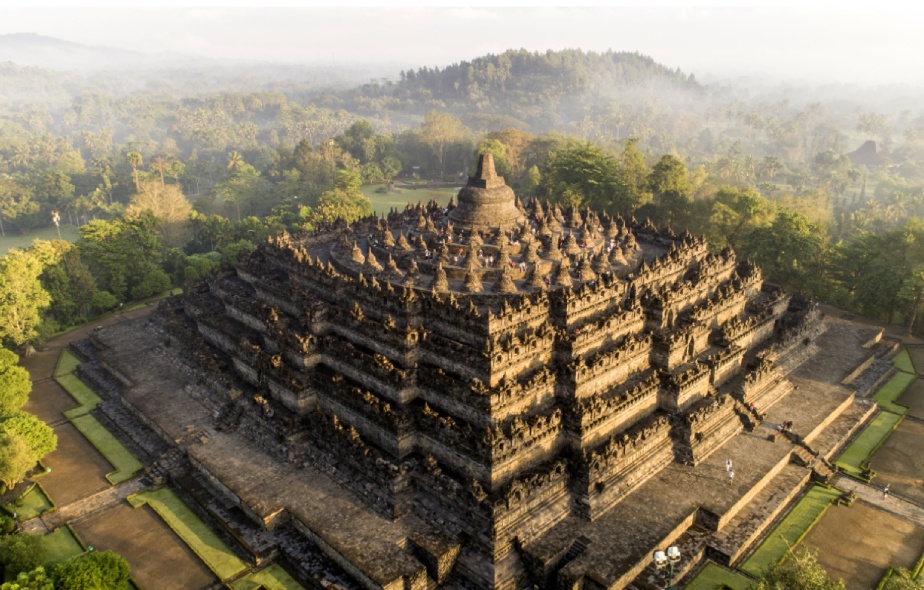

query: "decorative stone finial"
left=463, top=270, right=483, bottom=294
left=525, top=264, right=547, bottom=291
left=544, top=235, right=563, bottom=261
left=364, top=249, right=383, bottom=272
left=554, top=261, right=573, bottom=287
left=429, top=263, right=449, bottom=293
left=578, top=257, right=596, bottom=282
left=351, top=242, right=365, bottom=264
left=396, top=233, right=413, bottom=252
left=492, top=265, right=518, bottom=294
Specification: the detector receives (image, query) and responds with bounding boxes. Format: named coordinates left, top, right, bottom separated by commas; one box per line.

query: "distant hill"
left=331, top=48, right=703, bottom=132
left=0, top=33, right=165, bottom=71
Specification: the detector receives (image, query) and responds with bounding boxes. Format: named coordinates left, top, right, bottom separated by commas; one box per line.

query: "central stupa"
left=449, top=153, right=525, bottom=229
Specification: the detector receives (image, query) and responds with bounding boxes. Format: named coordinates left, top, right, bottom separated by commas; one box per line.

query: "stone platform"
left=78, top=309, right=885, bottom=590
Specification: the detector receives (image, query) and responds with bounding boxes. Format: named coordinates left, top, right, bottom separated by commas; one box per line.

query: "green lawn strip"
left=835, top=411, right=904, bottom=479
left=873, top=371, right=914, bottom=414
left=42, top=525, right=85, bottom=565
left=684, top=562, right=753, bottom=590
left=69, top=414, right=143, bottom=484
left=55, top=349, right=82, bottom=377
left=127, top=487, right=248, bottom=581
left=892, top=349, right=915, bottom=374
left=740, top=485, right=843, bottom=576
left=229, top=563, right=305, bottom=590
left=56, top=373, right=102, bottom=418
left=15, top=484, right=54, bottom=520
left=0, top=224, right=80, bottom=256
left=362, top=184, right=460, bottom=214
left=122, top=287, right=183, bottom=311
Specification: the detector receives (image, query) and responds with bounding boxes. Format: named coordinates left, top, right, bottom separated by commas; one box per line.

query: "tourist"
left=883, top=484, right=890, bottom=499
left=727, top=470, right=734, bottom=485
left=725, top=459, right=732, bottom=472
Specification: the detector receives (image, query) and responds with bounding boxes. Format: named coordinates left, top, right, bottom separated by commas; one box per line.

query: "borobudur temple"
left=75, top=154, right=885, bottom=590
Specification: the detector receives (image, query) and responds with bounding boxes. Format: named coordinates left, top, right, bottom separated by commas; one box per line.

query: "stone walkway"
left=832, top=473, right=924, bottom=528
left=20, top=476, right=149, bottom=534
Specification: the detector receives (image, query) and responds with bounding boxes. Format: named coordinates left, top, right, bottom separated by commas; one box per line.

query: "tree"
left=898, top=265, right=924, bottom=335
left=707, top=186, right=773, bottom=248
left=751, top=549, right=844, bottom=590
left=150, top=155, right=168, bottom=187
left=0, top=430, right=34, bottom=490
left=51, top=551, right=131, bottom=590
left=648, top=154, right=691, bottom=197
left=421, top=111, right=470, bottom=179
left=0, top=175, right=39, bottom=237
left=1, top=412, right=57, bottom=459
left=741, top=210, right=825, bottom=291
left=0, top=247, right=55, bottom=347
left=0, top=534, right=46, bottom=578
left=0, top=566, right=54, bottom=590
left=303, top=170, right=372, bottom=229
left=226, top=150, right=245, bottom=174
left=126, top=179, right=193, bottom=247
left=78, top=213, right=165, bottom=302
left=620, top=138, right=652, bottom=214
left=542, top=142, right=627, bottom=212
left=125, top=151, right=143, bottom=192
left=0, top=348, right=30, bottom=417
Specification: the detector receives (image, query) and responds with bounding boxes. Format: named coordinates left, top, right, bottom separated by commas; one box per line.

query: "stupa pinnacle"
left=449, top=153, right=525, bottom=229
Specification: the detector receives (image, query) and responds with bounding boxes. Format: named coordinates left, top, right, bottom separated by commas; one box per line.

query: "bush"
left=51, top=551, right=130, bottom=590
left=130, top=269, right=171, bottom=300
left=90, top=291, right=118, bottom=313
left=0, top=533, right=46, bottom=578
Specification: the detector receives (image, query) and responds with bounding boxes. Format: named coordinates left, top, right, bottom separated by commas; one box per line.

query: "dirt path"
left=831, top=473, right=924, bottom=528
left=20, top=476, right=150, bottom=534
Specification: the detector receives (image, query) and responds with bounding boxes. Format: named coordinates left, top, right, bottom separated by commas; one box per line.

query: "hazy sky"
left=2, top=4, right=923, bottom=85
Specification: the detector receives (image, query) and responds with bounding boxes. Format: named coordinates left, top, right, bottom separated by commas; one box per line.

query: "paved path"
left=20, top=476, right=149, bottom=534
left=832, top=473, right=924, bottom=528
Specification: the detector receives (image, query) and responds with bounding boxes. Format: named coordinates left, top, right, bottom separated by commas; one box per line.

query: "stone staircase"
left=628, top=525, right=711, bottom=590
left=704, top=463, right=811, bottom=566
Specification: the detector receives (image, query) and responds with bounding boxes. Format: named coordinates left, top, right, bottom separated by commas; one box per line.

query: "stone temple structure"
left=74, top=154, right=885, bottom=589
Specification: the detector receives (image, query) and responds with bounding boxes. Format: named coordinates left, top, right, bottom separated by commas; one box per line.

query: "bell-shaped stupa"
left=448, top=153, right=525, bottom=230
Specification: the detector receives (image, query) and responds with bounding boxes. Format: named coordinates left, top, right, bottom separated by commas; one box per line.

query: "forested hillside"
left=0, top=45, right=923, bottom=350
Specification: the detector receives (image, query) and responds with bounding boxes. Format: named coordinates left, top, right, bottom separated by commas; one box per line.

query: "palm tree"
left=226, top=151, right=245, bottom=174
left=126, top=151, right=143, bottom=191
left=151, top=156, right=168, bottom=187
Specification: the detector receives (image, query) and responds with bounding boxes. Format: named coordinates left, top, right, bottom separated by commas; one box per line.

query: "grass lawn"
left=740, top=485, right=843, bottom=576
left=230, top=563, right=304, bottom=590
left=873, top=371, right=915, bottom=414
left=684, top=562, right=753, bottom=590
left=15, top=485, right=54, bottom=520
left=127, top=487, right=248, bottom=581
left=56, top=373, right=102, bottom=418
left=893, top=349, right=916, bottom=374
left=70, top=414, right=143, bottom=484
left=122, top=287, right=182, bottom=311
left=362, top=184, right=461, bottom=215
left=836, top=411, right=904, bottom=478
left=0, top=224, right=80, bottom=256
left=42, top=525, right=84, bottom=564
left=55, top=349, right=82, bottom=377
